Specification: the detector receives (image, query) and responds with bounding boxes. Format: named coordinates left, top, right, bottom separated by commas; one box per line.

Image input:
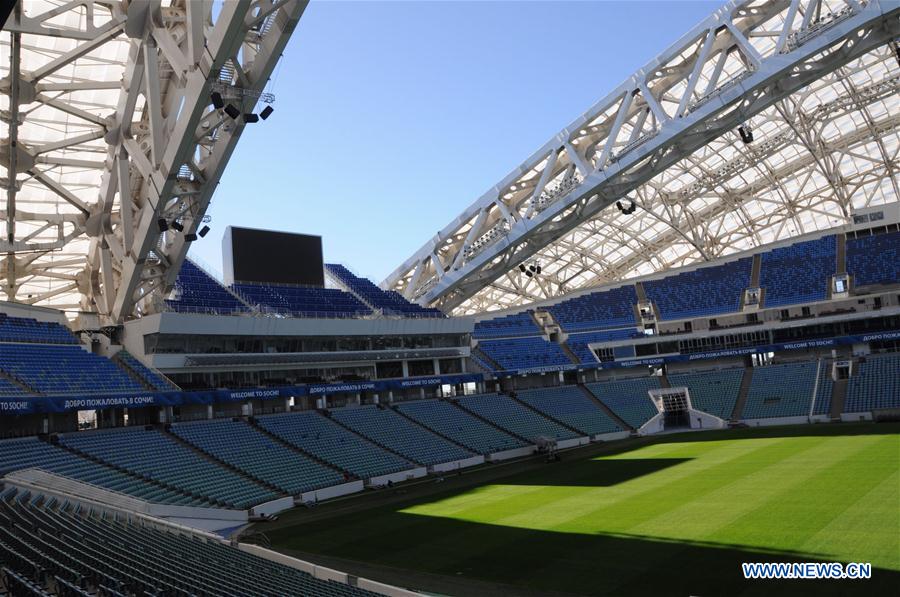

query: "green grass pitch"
left=265, top=424, right=900, bottom=596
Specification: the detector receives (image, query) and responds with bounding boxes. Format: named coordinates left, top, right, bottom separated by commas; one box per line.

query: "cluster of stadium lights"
left=210, top=92, right=274, bottom=123
left=616, top=199, right=637, bottom=215
left=157, top=219, right=210, bottom=242
left=518, top=262, right=542, bottom=278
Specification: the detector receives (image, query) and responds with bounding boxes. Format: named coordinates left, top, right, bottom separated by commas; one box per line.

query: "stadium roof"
left=1, top=0, right=305, bottom=323
left=384, top=0, right=900, bottom=315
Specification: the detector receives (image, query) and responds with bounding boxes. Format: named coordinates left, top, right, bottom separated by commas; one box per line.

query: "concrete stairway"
left=576, top=384, right=634, bottom=433
left=730, top=368, right=754, bottom=421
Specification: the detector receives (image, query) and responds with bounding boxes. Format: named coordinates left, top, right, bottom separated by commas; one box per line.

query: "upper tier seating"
left=644, top=258, right=752, bottom=320
left=330, top=405, right=473, bottom=466
left=741, top=361, right=818, bottom=419
left=59, top=428, right=278, bottom=509
left=473, top=311, right=541, bottom=339
left=668, top=368, right=744, bottom=420
left=0, top=437, right=206, bottom=506
left=455, top=393, right=580, bottom=442
left=325, top=264, right=444, bottom=317
left=844, top=352, right=900, bottom=413
left=515, top=386, right=622, bottom=435
left=760, top=236, right=836, bottom=308
left=585, top=377, right=661, bottom=429
left=846, top=230, right=900, bottom=288
left=257, top=411, right=414, bottom=479
left=0, top=489, right=377, bottom=597
left=166, top=259, right=248, bottom=315
left=813, top=360, right=834, bottom=415
left=548, top=285, right=637, bottom=332
left=478, top=336, right=572, bottom=371
left=0, top=315, right=77, bottom=345
left=395, top=399, right=526, bottom=454
left=113, top=350, right=178, bottom=391
left=566, top=328, right=638, bottom=363
left=171, top=419, right=344, bottom=495
left=0, top=344, right=145, bottom=395
left=232, top=282, right=372, bottom=318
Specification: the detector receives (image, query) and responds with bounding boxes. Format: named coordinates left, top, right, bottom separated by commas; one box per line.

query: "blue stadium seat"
left=644, top=258, right=752, bottom=320
left=171, top=419, right=345, bottom=495
left=257, top=410, right=415, bottom=479
left=741, top=361, right=818, bottom=419
left=395, top=399, right=526, bottom=454
left=844, top=352, right=900, bottom=413
left=59, top=428, right=278, bottom=509
left=455, top=393, right=579, bottom=442
left=760, top=236, right=836, bottom=308
left=478, top=336, right=572, bottom=371
left=585, top=377, right=661, bottom=429
left=548, top=285, right=638, bottom=332
left=330, top=405, right=473, bottom=466
left=325, top=264, right=444, bottom=318
left=473, top=311, right=541, bottom=339
left=516, top=386, right=622, bottom=435
left=232, top=282, right=372, bottom=318
left=0, top=344, right=146, bottom=395
left=846, top=230, right=900, bottom=288
left=668, top=368, right=744, bottom=419
left=166, top=260, right=249, bottom=315
left=0, top=314, right=77, bottom=344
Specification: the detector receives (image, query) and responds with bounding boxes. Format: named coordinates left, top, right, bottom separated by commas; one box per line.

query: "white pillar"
left=401, top=361, right=409, bottom=377
left=433, top=358, right=441, bottom=375
left=206, top=404, right=213, bottom=420
left=419, top=387, right=426, bottom=400
left=388, top=390, right=394, bottom=404
left=373, top=393, right=380, bottom=405
left=354, top=392, right=361, bottom=406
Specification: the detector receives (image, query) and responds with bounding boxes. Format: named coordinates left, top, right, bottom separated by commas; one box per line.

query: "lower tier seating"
left=585, top=377, right=661, bottom=429
left=59, top=428, right=278, bottom=509
left=330, top=405, right=474, bottom=466
left=515, top=386, right=622, bottom=435
left=668, top=368, right=744, bottom=420
left=171, top=419, right=344, bottom=495
left=741, top=361, right=818, bottom=419
left=0, top=437, right=206, bottom=507
left=256, top=411, right=414, bottom=480
left=844, top=352, right=900, bottom=412
left=0, top=344, right=146, bottom=395
left=394, top=399, right=526, bottom=454
left=0, top=489, right=377, bottom=596
left=455, top=393, right=580, bottom=442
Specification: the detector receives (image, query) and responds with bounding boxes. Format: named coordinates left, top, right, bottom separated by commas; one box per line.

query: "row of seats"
left=668, top=368, right=744, bottom=420
left=473, top=311, right=540, bottom=339
left=0, top=489, right=377, bottom=596
left=233, top=282, right=372, bottom=319
left=58, top=428, right=278, bottom=509
left=456, top=393, right=580, bottom=442
left=478, top=336, right=572, bottom=371
left=845, top=352, right=900, bottom=413
left=846, top=230, right=900, bottom=288
left=394, top=399, right=526, bottom=454
left=0, top=377, right=29, bottom=397
left=257, top=411, right=415, bottom=479
left=0, top=344, right=145, bottom=396
left=0, top=315, right=77, bottom=345
left=166, top=260, right=248, bottom=315
left=0, top=437, right=208, bottom=507
left=644, top=258, right=752, bottom=320
left=112, top=351, right=178, bottom=391
left=741, top=361, right=818, bottom=419
left=759, top=236, right=836, bottom=308
left=515, top=386, right=622, bottom=435
left=171, top=419, right=345, bottom=495
left=329, top=405, right=474, bottom=466
left=548, top=285, right=638, bottom=332
left=325, top=264, right=444, bottom=318
left=585, top=377, right=661, bottom=429
left=566, top=328, right=638, bottom=363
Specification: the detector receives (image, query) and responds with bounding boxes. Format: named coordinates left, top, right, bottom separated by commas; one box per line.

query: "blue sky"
left=190, top=1, right=720, bottom=283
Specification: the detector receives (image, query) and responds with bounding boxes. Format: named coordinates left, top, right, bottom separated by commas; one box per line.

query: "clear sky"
left=189, top=0, right=720, bottom=283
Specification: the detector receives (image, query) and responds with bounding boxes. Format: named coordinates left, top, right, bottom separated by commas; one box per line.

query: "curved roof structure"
left=384, top=0, right=900, bottom=315
left=1, top=0, right=306, bottom=323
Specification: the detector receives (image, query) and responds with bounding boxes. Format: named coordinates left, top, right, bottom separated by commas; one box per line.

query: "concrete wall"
left=429, top=455, right=484, bottom=473
left=486, top=446, right=535, bottom=462
left=299, top=480, right=364, bottom=504
left=594, top=430, right=631, bottom=442
left=367, top=467, right=428, bottom=487
left=250, top=496, right=294, bottom=518
left=557, top=437, right=590, bottom=449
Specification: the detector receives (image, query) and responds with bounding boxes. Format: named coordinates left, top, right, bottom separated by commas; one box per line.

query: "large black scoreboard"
left=222, top=226, right=324, bottom=287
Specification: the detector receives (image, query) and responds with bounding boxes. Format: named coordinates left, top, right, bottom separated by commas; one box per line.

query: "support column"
left=387, top=390, right=394, bottom=404
left=373, top=393, right=380, bottom=405
left=433, top=358, right=441, bottom=375
left=206, top=404, right=213, bottom=420
left=401, top=361, right=409, bottom=377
